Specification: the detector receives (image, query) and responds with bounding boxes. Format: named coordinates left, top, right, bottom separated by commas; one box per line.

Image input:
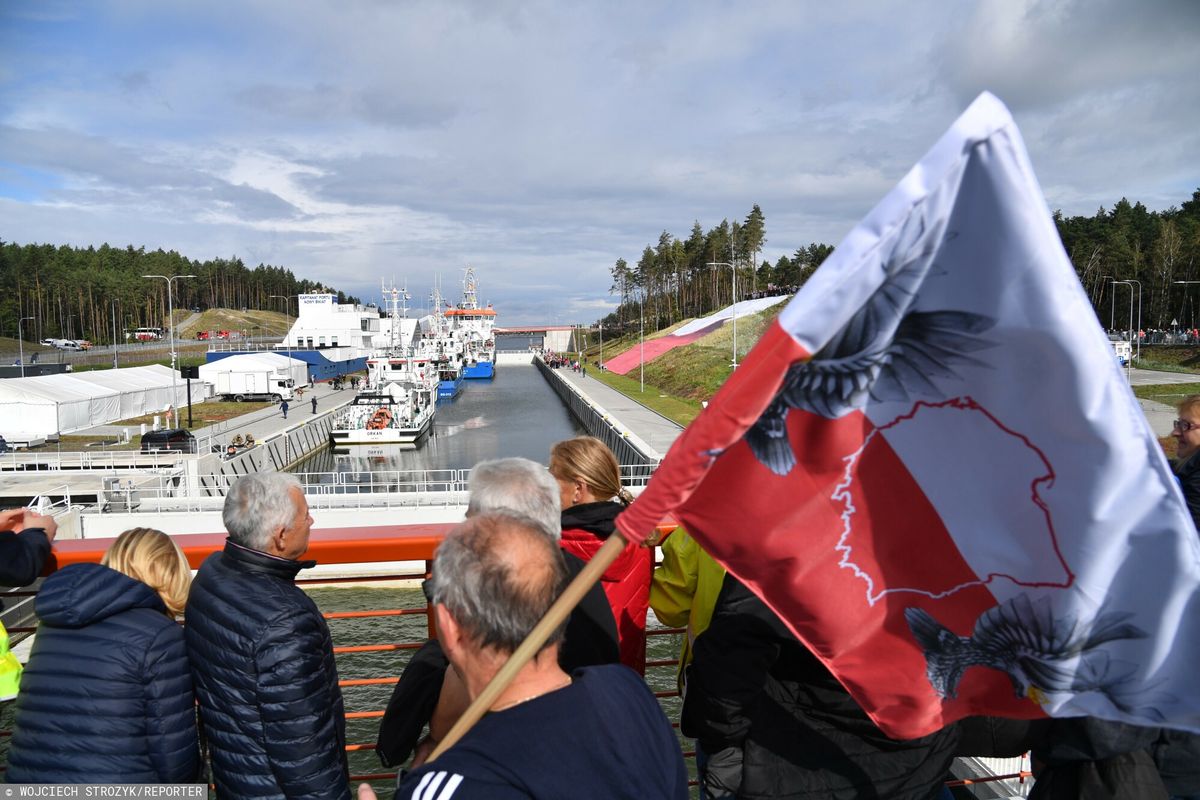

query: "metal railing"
left=0, top=449, right=186, bottom=472
left=34, top=465, right=661, bottom=516
left=0, top=528, right=1032, bottom=796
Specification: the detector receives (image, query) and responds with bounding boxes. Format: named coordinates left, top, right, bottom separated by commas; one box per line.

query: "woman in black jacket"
left=5, top=528, right=200, bottom=784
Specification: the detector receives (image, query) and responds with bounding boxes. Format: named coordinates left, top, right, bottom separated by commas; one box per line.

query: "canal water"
left=293, top=363, right=585, bottom=476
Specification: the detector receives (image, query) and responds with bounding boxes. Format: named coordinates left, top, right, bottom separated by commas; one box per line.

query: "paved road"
left=1126, top=368, right=1200, bottom=438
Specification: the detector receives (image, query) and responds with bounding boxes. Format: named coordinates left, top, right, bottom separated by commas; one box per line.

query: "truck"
left=212, top=370, right=297, bottom=402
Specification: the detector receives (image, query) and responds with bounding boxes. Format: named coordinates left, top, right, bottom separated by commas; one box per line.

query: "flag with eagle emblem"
left=615, top=92, right=1200, bottom=739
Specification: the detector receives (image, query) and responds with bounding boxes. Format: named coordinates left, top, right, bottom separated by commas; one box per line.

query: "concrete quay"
left=546, top=364, right=684, bottom=460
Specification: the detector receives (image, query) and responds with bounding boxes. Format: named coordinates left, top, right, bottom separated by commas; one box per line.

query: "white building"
left=284, top=294, right=383, bottom=351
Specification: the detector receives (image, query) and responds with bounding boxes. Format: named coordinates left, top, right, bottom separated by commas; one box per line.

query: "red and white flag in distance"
left=615, top=91, right=1200, bottom=740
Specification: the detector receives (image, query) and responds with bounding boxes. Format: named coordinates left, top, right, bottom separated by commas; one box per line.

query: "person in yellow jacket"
left=0, top=620, right=21, bottom=701
left=649, top=526, right=726, bottom=695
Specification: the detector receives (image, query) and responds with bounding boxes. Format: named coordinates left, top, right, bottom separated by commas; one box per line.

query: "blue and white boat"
left=445, top=267, right=496, bottom=379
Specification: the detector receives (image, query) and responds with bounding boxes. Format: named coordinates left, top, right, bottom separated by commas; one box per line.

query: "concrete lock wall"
left=534, top=358, right=657, bottom=472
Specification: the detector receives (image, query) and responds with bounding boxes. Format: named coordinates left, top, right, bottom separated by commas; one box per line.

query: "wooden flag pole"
left=427, top=532, right=631, bottom=762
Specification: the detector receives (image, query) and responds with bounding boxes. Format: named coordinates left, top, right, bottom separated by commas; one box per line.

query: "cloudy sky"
left=2, top=1, right=1197, bottom=325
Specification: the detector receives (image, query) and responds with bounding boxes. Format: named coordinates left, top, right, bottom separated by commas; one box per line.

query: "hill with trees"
left=606, top=190, right=1200, bottom=339
left=0, top=241, right=360, bottom=344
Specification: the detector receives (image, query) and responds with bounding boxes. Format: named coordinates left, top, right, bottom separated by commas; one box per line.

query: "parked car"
left=52, top=340, right=83, bottom=351
left=139, top=428, right=197, bottom=454
left=196, top=331, right=211, bottom=340
left=77, top=340, right=93, bottom=350
left=40, top=338, right=55, bottom=346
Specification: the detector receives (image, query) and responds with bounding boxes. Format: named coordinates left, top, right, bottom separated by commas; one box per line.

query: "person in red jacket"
left=550, top=436, right=651, bottom=674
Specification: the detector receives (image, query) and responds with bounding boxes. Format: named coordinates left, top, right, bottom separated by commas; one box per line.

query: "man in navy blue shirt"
left=382, top=512, right=687, bottom=800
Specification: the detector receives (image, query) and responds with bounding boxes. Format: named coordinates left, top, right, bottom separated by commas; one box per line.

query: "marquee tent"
left=0, top=365, right=187, bottom=438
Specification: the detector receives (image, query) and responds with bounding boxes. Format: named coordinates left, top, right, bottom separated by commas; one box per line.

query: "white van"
left=52, top=340, right=83, bottom=351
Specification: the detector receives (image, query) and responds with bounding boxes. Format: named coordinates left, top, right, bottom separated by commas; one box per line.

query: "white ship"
left=328, top=379, right=434, bottom=447
left=446, top=267, right=497, bottom=379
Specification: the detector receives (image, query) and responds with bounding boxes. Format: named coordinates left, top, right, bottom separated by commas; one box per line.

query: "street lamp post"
left=1112, top=281, right=1136, bottom=373
left=707, top=261, right=738, bottom=368
left=111, top=300, right=119, bottom=369
left=17, top=316, right=33, bottom=378
left=639, top=293, right=645, bottom=393
left=1125, top=279, right=1142, bottom=361
left=143, top=273, right=196, bottom=428
left=269, top=295, right=298, bottom=363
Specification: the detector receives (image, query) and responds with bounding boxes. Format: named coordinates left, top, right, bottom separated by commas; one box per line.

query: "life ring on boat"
left=366, top=408, right=393, bottom=429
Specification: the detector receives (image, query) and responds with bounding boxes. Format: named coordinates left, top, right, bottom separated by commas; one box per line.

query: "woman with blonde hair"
left=550, top=436, right=651, bottom=673
left=6, top=528, right=200, bottom=783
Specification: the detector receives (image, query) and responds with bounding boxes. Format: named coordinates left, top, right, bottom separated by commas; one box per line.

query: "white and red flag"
left=615, top=92, right=1200, bottom=739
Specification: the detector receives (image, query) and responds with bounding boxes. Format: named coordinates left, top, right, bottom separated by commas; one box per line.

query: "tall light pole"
left=1112, top=280, right=1136, bottom=372
left=599, top=321, right=603, bottom=368
left=639, top=292, right=645, bottom=393
left=111, top=299, right=119, bottom=369
left=1125, top=279, right=1142, bottom=361
left=707, top=261, right=738, bottom=368
left=17, top=316, right=33, bottom=378
left=269, top=295, right=298, bottom=363
left=143, top=273, right=195, bottom=428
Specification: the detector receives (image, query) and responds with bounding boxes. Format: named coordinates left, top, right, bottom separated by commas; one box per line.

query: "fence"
left=534, top=356, right=660, bottom=469
left=0, top=527, right=1031, bottom=797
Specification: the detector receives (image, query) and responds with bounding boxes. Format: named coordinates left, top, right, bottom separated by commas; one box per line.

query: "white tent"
left=70, top=365, right=196, bottom=420
left=0, top=366, right=187, bottom=438
left=198, top=353, right=308, bottom=389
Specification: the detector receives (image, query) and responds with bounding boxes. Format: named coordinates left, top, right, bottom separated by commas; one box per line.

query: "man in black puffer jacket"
left=186, top=473, right=349, bottom=800
left=0, top=508, right=56, bottom=587
left=683, top=575, right=959, bottom=800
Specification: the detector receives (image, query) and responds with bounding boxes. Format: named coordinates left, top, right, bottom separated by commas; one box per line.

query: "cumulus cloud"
left=0, top=0, right=1196, bottom=323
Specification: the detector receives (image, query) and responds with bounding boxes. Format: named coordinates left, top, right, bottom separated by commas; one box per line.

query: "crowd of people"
left=1, top=425, right=1198, bottom=797
left=1111, top=328, right=1200, bottom=346
left=542, top=352, right=585, bottom=374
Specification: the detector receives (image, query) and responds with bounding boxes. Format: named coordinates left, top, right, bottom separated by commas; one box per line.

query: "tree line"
left=1057, top=190, right=1200, bottom=333
left=604, top=204, right=835, bottom=333
left=0, top=241, right=361, bottom=345
left=607, top=189, right=1200, bottom=338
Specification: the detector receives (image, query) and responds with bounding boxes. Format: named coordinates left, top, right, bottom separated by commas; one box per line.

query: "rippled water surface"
left=295, top=363, right=585, bottom=475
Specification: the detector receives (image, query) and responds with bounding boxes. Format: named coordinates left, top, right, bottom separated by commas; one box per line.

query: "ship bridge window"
left=307, top=337, right=315, bottom=348
left=331, top=336, right=338, bottom=347
left=319, top=336, right=327, bottom=347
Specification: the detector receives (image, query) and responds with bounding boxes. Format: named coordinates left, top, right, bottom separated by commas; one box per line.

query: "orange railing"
left=1, top=524, right=1032, bottom=796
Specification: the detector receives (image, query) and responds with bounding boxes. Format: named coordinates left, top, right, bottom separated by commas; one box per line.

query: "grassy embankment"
left=579, top=306, right=782, bottom=427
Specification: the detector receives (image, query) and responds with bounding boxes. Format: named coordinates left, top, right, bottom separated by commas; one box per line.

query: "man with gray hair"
left=376, top=458, right=618, bottom=768
left=393, top=513, right=688, bottom=799
left=186, top=472, right=349, bottom=800
left=466, top=457, right=618, bottom=667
